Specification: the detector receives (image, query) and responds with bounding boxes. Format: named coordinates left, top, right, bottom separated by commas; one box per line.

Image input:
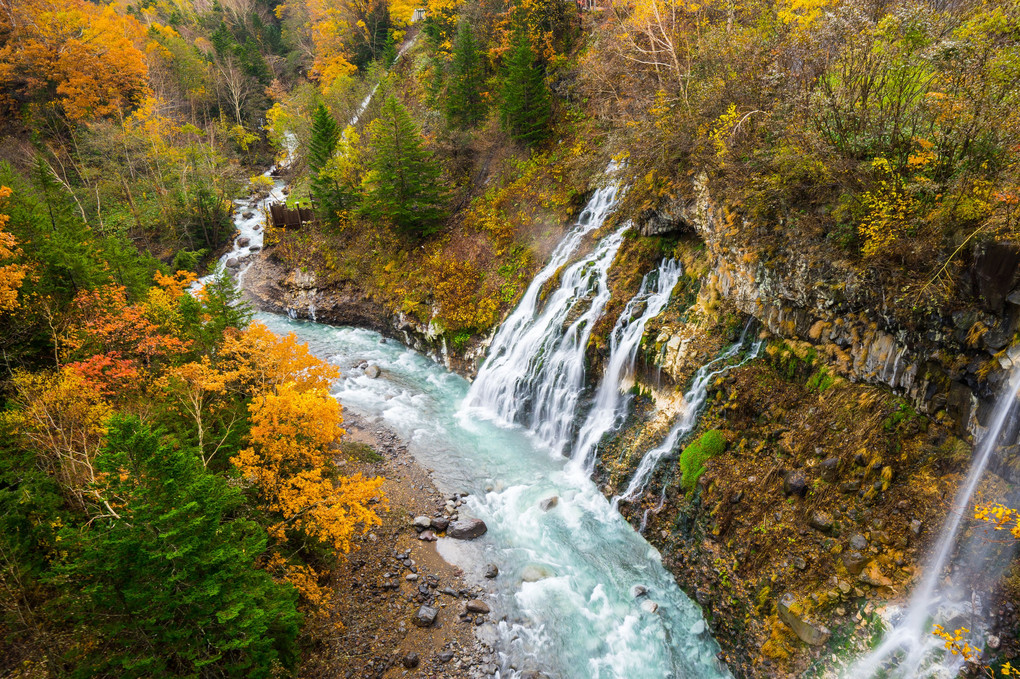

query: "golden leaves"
left=0, top=186, right=27, bottom=312
left=233, top=380, right=385, bottom=554
left=974, top=502, right=1020, bottom=540
left=7, top=367, right=112, bottom=507
left=220, top=322, right=341, bottom=395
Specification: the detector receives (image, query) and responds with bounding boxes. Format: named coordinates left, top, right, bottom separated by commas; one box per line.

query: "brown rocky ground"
left=300, top=411, right=503, bottom=679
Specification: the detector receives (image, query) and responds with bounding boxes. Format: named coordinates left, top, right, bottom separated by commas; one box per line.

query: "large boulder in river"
left=539, top=496, right=558, bottom=511
left=226, top=258, right=239, bottom=268
left=237, top=237, right=250, bottom=247
left=777, top=593, right=830, bottom=646
left=447, top=517, right=487, bottom=539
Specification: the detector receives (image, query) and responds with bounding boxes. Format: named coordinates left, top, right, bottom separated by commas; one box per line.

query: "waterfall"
left=572, top=259, right=684, bottom=473
left=613, top=332, right=762, bottom=507
left=464, top=177, right=624, bottom=454
left=848, top=365, right=1020, bottom=678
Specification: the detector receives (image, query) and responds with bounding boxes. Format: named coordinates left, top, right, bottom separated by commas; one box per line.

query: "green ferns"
left=679, top=429, right=727, bottom=492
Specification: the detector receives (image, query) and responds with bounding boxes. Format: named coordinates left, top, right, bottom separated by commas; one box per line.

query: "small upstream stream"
left=255, top=312, right=729, bottom=679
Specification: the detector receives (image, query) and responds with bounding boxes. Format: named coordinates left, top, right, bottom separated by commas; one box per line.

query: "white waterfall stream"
left=613, top=333, right=763, bottom=507
left=572, top=259, right=684, bottom=474
left=464, top=179, right=625, bottom=455
left=848, top=365, right=1020, bottom=678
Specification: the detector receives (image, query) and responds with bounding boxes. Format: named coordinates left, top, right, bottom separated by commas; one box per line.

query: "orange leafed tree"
left=63, top=278, right=192, bottom=370
left=220, top=321, right=341, bottom=394
left=225, top=324, right=384, bottom=553
left=0, top=185, right=27, bottom=312
left=0, top=0, right=151, bottom=120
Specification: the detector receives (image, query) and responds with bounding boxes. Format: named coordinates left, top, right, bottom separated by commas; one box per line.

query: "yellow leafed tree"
left=232, top=380, right=385, bottom=553
left=6, top=368, right=113, bottom=511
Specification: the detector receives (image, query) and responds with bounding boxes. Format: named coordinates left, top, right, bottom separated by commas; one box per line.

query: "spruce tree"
left=445, top=20, right=485, bottom=127
left=53, top=416, right=301, bottom=678
left=499, top=31, right=551, bottom=146
left=307, top=104, right=347, bottom=222
left=362, top=95, right=448, bottom=237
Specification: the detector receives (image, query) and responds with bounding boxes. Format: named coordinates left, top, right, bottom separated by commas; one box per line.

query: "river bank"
left=312, top=409, right=500, bottom=678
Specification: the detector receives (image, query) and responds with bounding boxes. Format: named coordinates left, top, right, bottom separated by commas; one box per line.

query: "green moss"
left=340, top=441, right=383, bottom=463
left=806, top=366, right=835, bottom=392
left=680, top=429, right=727, bottom=491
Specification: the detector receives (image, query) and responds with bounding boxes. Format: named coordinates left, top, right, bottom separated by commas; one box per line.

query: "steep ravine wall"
left=642, top=174, right=1020, bottom=442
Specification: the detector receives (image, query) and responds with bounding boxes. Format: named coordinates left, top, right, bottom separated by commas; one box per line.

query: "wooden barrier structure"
left=269, top=203, right=315, bottom=229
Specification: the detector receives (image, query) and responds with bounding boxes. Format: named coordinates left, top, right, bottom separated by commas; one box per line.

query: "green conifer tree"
left=53, top=416, right=301, bottom=678
left=445, top=20, right=485, bottom=127
left=499, top=31, right=551, bottom=146
left=381, top=32, right=397, bottom=67
left=307, top=103, right=348, bottom=222
left=361, top=94, right=448, bottom=237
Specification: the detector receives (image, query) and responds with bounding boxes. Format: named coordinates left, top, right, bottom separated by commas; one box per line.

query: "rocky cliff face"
left=242, top=253, right=491, bottom=378
left=642, top=174, right=1020, bottom=440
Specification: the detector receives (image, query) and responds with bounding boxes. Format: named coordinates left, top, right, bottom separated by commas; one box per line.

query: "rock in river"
left=521, top=564, right=552, bottom=582
left=539, top=496, right=558, bottom=511
left=447, top=517, right=487, bottom=539
left=413, top=516, right=431, bottom=531
left=365, top=364, right=381, bottom=379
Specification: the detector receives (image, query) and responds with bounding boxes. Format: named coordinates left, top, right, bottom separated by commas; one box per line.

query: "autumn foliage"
left=0, top=185, right=26, bottom=311
left=0, top=0, right=151, bottom=120
left=1, top=270, right=385, bottom=674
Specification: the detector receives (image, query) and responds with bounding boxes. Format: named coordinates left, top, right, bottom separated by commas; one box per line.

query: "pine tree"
left=361, top=95, right=448, bottom=237
left=53, top=416, right=301, bottom=678
left=446, top=20, right=485, bottom=127
left=499, top=31, right=551, bottom=146
left=381, top=32, right=397, bottom=67
left=308, top=104, right=339, bottom=177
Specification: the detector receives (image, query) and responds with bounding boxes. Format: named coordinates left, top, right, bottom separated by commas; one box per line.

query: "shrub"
left=679, top=429, right=727, bottom=492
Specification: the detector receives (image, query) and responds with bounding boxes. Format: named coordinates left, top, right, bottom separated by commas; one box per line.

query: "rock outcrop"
left=243, top=252, right=491, bottom=377
left=639, top=173, right=1020, bottom=435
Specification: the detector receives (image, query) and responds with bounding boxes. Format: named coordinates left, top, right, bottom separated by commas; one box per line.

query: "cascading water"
left=572, top=259, right=684, bottom=473
left=465, top=177, right=625, bottom=455
left=613, top=333, right=763, bottom=507
left=848, top=365, right=1020, bottom=678
left=192, top=132, right=296, bottom=291
left=259, top=313, right=732, bottom=679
